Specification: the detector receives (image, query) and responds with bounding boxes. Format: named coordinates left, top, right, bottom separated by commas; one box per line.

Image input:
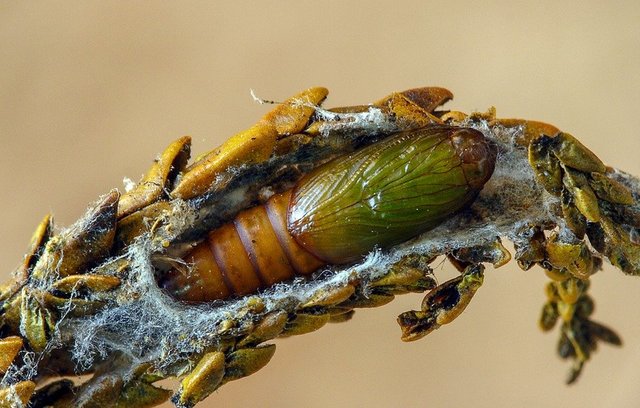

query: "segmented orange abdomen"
left=160, top=190, right=324, bottom=302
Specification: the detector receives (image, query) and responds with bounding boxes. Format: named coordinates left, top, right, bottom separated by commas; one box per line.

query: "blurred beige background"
left=1, top=2, right=640, bottom=407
